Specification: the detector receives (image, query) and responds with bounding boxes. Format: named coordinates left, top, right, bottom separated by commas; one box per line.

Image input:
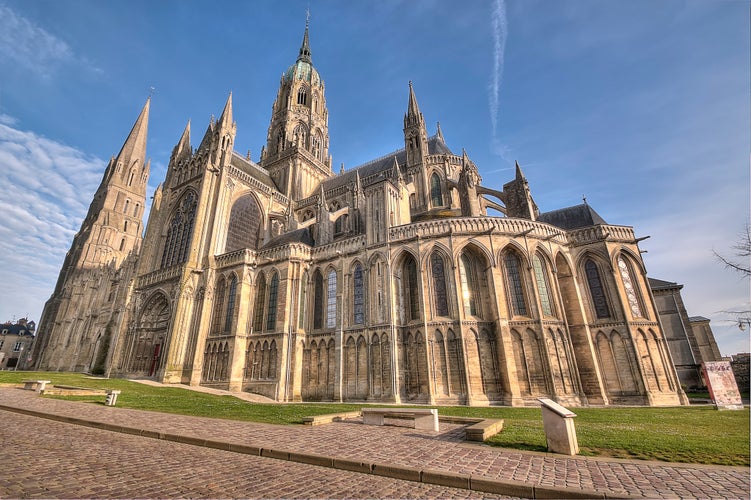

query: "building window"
left=212, top=276, right=226, bottom=335
left=160, top=191, right=197, bottom=268
left=224, top=275, right=238, bottom=332
left=430, top=173, right=443, bottom=207
left=267, top=272, right=279, bottom=330
left=504, top=252, right=528, bottom=316
left=13, top=341, right=22, bottom=352
left=618, top=256, right=644, bottom=318
left=313, top=270, right=324, bottom=329
left=253, top=274, right=266, bottom=332
left=585, top=259, right=610, bottom=319
left=353, top=264, right=364, bottom=325
left=326, top=270, right=337, bottom=328
left=298, top=272, right=308, bottom=329
left=297, top=86, right=308, bottom=105
left=431, top=252, right=449, bottom=316
left=459, top=253, right=478, bottom=316
left=533, top=254, right=554, bottom=317
left=403, top=255, right=420, bottom=321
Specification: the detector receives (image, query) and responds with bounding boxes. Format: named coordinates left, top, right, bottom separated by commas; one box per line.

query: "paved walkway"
left=1, top=386, right=748, bottom=499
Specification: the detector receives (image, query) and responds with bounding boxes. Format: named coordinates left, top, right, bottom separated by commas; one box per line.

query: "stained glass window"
left=326, top=270, right=337, bottom=328
left=298, top=272, right=307, bottom=329
left=253, top=274, right=266, bottom=332
left=504, top=252, right=527, bottom=316
left=532, top=254, right=553, bottom=317
left=430, top=173, right=443, bottom=207
left=267, top=273, right=279, bottom=330
left=161, top=191, right=197, bottom=268
left=405, top=256, right=420, bottom=320
left=460, top=253, right=478, bottom=316
left=431, top=252, right=449, bottom=316
left=617, top=256, right=643, bottom=318
left=585, top=259, right=610, bottom=319
left=224, top=275, right=237, bottom=332
left=313, top=271, right=323, bottom=329
left=212, top=276, right=226, bottom=334
left=353, top=265, right=364, bottom=325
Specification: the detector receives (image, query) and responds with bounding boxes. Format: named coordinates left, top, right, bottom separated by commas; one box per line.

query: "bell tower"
left=261, top=17, right=332, bottom=201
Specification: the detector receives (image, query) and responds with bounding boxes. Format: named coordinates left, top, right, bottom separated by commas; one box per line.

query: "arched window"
left=128, top=170, right=135, bottom=186
left=431, top=252, right=449, bottom=317
left=532, top=254, right=554, bottom=317
left=298, top=272, right=308, bottom=329
left=119, top=238, right=125, bottom=251
left=353, top=264, right=364, bottom=325
left=617, top=255, right=644, bottom=318
left=161, top=191, right=197, bottom=268
left=430, top=173, right=443, bottom=207
left=267, top=272, right=279, bottom=330
left=503, top=251, right=527, bottom=316
left=297, top=86, right=308, bottom=105
left=326, top=270, right=337, bottom=328
left=124, top=199, right=130, bottom=214
left=124, top=221, right=128, bottom=232
left=313, top=270, right=324, bottom=329
left=224, top=275, right=238, bottom=332
left=293, top=123, right=307, bottom=146
left=253, top=274, right=266, bottom=332
left=403, top=255, right=420, bottom=321
left=334, top=214, right=347, bottom=235
left=134, top=203, right=140, bottom=217
left=212, top=277, right=226, bottom=335
left=276, top=128, right=286, bottom=153
left=459, top=253, right=478, bottom=316
left=585, top=259, right=610, bottom=319
left=225, top=194, right=263, bottom=251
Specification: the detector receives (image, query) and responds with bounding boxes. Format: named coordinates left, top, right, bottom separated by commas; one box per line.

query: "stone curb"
left=0, top=403, right=638, bottom=499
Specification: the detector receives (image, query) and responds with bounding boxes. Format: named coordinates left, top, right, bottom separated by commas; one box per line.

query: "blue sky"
left=0, top=0, right=748, bottom=355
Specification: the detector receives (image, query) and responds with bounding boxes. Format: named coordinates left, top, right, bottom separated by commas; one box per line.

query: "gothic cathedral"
left=33, top=24, right=687, bottom=407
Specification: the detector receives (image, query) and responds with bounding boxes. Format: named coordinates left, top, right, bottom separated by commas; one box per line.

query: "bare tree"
left=714, top=222, right=751, bottom=278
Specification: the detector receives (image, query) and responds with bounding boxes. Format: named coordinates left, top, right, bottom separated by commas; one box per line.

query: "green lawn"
left=3, top=372, right=748, bottom=466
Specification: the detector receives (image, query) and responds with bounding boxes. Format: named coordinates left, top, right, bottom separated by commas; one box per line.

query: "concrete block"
left=421, top=469, right=470, bottom=489
left=372, top=462, right=421, bottom=482
left=332, top=458, right=373, bottom=474
left=538, top=398, right=579, bottom=455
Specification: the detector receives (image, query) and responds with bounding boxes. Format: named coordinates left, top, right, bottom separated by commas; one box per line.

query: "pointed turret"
left=436, top=122, right=444, bottom=141
left=218, top=92, right=234, bottom=130
left=403, top=81, right=430, bottom=169
left=404, top=81, right=424, bottom=128
left=503, top=160, right=539, bottom=221
left=171, top=120, right=192, bottom=162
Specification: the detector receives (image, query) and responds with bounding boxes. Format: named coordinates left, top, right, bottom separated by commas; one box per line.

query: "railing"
left=388, top=216, right=567, bottom=243
left=136, top=266, right=183, bottom=287
left=215, top=248, right=256, bottom=269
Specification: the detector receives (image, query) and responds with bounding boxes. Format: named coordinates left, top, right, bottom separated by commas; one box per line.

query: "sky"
left=0, top=0, right=748, bottom=356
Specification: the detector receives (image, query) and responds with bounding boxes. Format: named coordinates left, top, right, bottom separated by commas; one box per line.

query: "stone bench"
left=21, top=380, right=51, bottom=392
left=362, top=408, right=439, bottom=431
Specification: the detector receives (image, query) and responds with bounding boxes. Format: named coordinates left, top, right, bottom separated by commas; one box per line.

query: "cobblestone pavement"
left=0, top=411, right=502, bottom=499
left=1, top=387, right=748, bottom=499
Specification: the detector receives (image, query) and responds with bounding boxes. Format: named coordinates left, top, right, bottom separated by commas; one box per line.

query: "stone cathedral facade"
left=33, top=25, right=688, bottom=407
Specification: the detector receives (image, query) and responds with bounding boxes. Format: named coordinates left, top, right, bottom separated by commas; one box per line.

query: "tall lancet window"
left=430, top=173, right=443, bottom=207
left=253, top=274, right=266, bottom=332
left=403, top=255, right=420, bottom=321
left=267, top=272, right=279, bottom=330
left=431, top=252, right=449, bottom=317
left=459, top=253, right=478, bottom=316
left=532, top=254, right=554, bottom=317
left=585, top=259, right=610, bottom=319
left=617, top=256, right=644, bottom=318
left=353, top=264, right=365, bottom=325
left=504, top=252, right=528, bottom=316
left=326, top=270, right=337, bottom=328
left=224, top=274, right=238, bottom=333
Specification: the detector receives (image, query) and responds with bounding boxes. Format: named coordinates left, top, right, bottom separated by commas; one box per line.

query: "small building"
left=649, top=279, right=722, bottom=390
left=0, top=318, right=36, bottom=370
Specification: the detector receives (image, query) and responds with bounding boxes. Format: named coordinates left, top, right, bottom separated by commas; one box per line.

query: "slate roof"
left=648, top=278, right=682, bottom=290
left=260, top=227, right=314, bottom=250
left=231, top=152, right=275, bottom=188
left=322, top=134, right=453, bottom=192
left=0, top=322, right=35, bottom=337
left=537, top=203, right=608, bottom=230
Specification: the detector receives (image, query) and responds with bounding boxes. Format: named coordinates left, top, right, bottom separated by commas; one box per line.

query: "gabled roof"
left=260, top=227, right=314, bottom=250
left=537, top=203, right=607, bottom=230
left=322, top=134, right=453, bottom=192
left=231, top=152, right=275, bottom=188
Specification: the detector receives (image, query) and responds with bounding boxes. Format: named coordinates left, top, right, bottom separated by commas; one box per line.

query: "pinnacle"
left=115, top=97, right=150, bottom=170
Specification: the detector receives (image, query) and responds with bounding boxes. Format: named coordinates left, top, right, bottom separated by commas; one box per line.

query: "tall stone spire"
left=218, top=92, right=234, bottom=130
left=403, top=81, right=429, bottom=169
left=405, top=81, right=423, bottom=125
left=114, top=97, right=150, bottom=172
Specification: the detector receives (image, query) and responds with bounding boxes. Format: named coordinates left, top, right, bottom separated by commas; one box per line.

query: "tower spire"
left=115, top=97, right=150, bottom=168
left=406, top=81, right=422, bottom=121
left=298, top=13, right=312, bottom=63
left=218, top=92, right=234, bottom=129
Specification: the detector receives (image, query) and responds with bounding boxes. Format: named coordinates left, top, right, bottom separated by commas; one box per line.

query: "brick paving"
left=1, top=387, right=748, bottom=499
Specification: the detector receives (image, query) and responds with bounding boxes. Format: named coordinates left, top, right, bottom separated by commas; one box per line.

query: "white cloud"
left=489, top=0, right=507, bottom=139
left=0, top=4, right=101, bottom=79
left=0, top=120, right=103, bottom=323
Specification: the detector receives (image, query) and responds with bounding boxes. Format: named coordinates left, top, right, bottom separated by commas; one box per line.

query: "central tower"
left=261, top=19, right=332, bottom=201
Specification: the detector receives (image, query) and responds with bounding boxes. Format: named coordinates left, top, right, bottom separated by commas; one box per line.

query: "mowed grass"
left=2, top=371, right=748, bottom=466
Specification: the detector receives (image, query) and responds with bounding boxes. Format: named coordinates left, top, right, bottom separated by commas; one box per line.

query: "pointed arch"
left=503, top=249, right=528, bottom=317
left=313, top=269, right=324, bottom=329
left=326, top=269, right=337, bottom=328
left=225, top=193, right=263, bottom=252
left=532, top=253, right=555, bottom=317
left=430, top=172, right=443, bottom=207
left=430, top=250, right=450, bottom=317
left=617, top=253, right=646, bottom=319
left=161, top=190, right=198, bottom=268
left=584, top=258, right=611, bottom=319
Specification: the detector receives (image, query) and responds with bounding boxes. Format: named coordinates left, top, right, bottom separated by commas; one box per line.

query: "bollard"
left=538, top=398, right=579, bottom=455
left=105, top=389, right=121, bottom=406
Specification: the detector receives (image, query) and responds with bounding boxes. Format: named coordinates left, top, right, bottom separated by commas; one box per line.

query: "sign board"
left=702, top=361, right=743, bottom=410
